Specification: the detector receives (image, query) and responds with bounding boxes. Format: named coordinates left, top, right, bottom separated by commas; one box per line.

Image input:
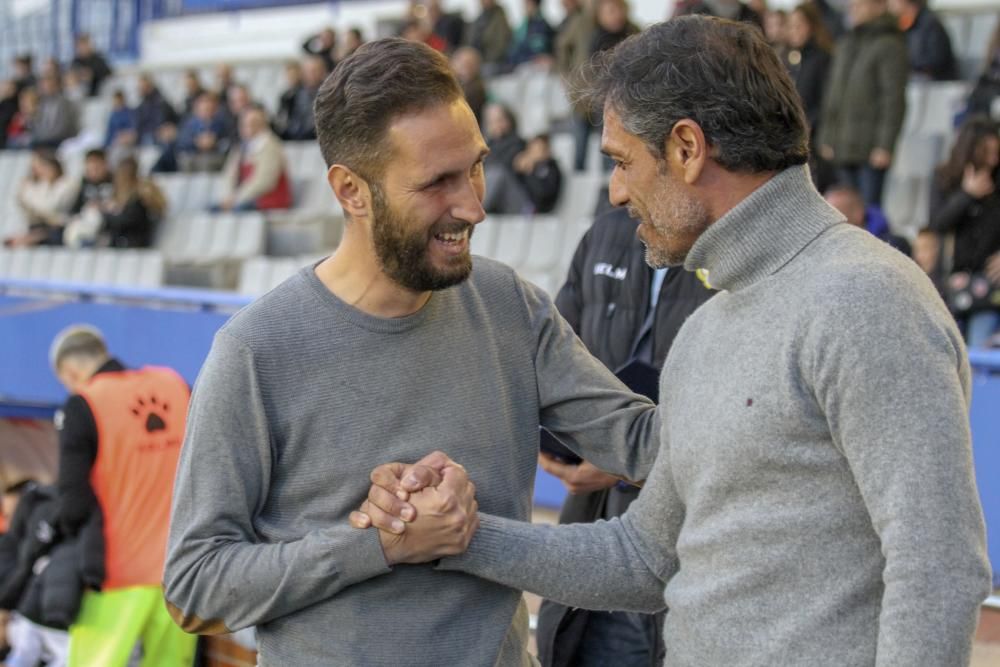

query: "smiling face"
left=602, top=107, right=711, bottom=268
left=368, top=99, right=489, bottom=291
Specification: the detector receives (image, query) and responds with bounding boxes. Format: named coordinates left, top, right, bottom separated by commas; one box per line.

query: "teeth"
left=437, top=230, right=467, bottom=242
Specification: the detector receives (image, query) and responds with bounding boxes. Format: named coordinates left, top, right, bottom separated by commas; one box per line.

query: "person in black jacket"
left=785, top=3, right=833, bottom=135
left=0, top=480, right=104, bottom=666
left=69, top=34, right=113, bottom=98
left=484, top=134, right=563, bottom=214
left=534, top=206, right=715, bottom=667
left=928, top=115, right=1000, bottom=347
left=887, top=0, right=956, bottom=81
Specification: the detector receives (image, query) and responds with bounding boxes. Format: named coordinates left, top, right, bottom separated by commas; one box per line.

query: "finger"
left=370, top=462, right=408, bottom=499
left=349, top=511, right=372, bottom=529
left=437, top=464, right=472, bottom=496
left=400, top=463, right=444, bottom=493
left=359, top=499, right=406, bottom=535
left=368, top=484, right=417, bottom=522
left=538, top=454, right=573, bottom=480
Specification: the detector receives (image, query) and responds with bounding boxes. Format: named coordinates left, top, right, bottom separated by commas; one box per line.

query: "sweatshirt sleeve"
left=439, top=427, right=681, bottom=612
left=515, top=275, right=661, bottom=482
left=163, top=330, right=390, bottom=635
left=804, top=265, right=991, bottom=666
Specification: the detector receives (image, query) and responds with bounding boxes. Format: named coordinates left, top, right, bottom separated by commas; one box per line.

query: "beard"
left=370, top=184, right=474, bottom=292
left=629, top=167, right=712, bottom=269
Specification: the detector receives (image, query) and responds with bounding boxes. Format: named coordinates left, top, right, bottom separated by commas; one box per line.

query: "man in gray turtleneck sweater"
left=361, top=16, right=991, bottom=666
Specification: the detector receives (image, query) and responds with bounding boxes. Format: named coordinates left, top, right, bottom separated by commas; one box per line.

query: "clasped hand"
left=349, top=451, right=480, bottom=566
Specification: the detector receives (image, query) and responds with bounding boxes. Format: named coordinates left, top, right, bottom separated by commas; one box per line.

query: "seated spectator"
left=274, top=61, right=303, bottom=139
left=681, top=0, right=764, bottom=28
left=95, top=156, right=165, bottom=249
left=928, top=115, right=1000, bottom=347
left=887, top=0, right=956, bottom=81
left=62, top=68, right=88, bottom=103
left=11, top=55, right=35, bottom=95
left=68, top=149, right=114, bottom=216
left=5, top=151, right=75, bottom=247
left=303, top=27, right=338, bottom=72
left=0, top=478, right=104, bottom=666
left=0, top=80, right=18, bottom=150
left=467, top=0, right=513, bottom=75
left=283, top=56, right=327, bottom=141
left=484, top=133, right=562, bottom=214
left=181, top=68, right=205, bottom=118
left=135, top=73, right=177, bottom=145
left=340, top=27, right=366, bottom=59
left=5, top=87, right=38, bottom=150
left=70, top=33, right=112, bottom=97
left=214, top=63, right=239, bottom=101
left=507, top=0, right=556, bottom=68
left=215, top=107, right=292, bottom=212
left=967, top=23, right=1000, bottom=117
left=451, top=47, right=487, bottom=123
left=32, top=72, right=79, bottom=149
left=483, top=103, right=525, bottom=170
left=222, top=83, right=254, bottom=146
left=104, top=89, right=136, bottom=150
left=824, top=183, right=911, bottom=254
left=176, top=92, right=230, bottom=172
left=428, top=0, right=466, bottom=53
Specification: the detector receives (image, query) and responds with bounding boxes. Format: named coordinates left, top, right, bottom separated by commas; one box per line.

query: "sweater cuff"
left=436, top=513, right=512, bottom=576
left=322, top=525, right=392, bottom=587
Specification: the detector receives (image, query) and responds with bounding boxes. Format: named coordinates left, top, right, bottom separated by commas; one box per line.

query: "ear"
left=327, top=164, right=372, bottom=221
left=666, top=119, right=708, bottom=186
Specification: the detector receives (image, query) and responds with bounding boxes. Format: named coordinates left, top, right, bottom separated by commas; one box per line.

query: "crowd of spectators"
left=0, top=0, right=998, bottom=343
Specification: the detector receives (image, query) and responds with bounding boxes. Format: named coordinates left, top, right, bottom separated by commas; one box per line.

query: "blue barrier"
left=970, top=350, right=1000, bottom=588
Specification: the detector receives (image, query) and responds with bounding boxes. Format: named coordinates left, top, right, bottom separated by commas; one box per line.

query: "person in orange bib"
left=50, top=325, right=195, bottom=667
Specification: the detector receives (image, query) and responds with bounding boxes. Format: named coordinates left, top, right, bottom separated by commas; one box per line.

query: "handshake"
left=348, top=451, right=480, bottom=566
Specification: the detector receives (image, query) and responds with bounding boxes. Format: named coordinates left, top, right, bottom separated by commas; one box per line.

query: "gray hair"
left=577, top=16, right=810, bottom=173
left=49, top=324, right=108, bottom=372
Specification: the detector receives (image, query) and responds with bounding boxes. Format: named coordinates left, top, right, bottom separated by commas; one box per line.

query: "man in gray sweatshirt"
left=162, top=39, right=661, bottom=666
left=358, top=16, right=992, bottom=666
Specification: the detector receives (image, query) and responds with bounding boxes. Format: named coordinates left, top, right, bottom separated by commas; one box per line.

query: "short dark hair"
left=85, top=148, right=106, bottom=161
left=579, top=16, right=809, bottom=173
left=313, top=38, right=464, bottom=182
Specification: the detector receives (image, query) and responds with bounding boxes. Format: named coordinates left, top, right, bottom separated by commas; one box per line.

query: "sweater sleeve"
left=439, top=428, right=681, bottom=612
left=805, top=265, right=991, bottom=666
left=163, top=330, right=391, bottom=635
left=515, top=275, right=661, bottom=482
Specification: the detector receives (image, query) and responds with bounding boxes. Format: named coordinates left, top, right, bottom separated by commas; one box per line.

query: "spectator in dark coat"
left=97, top=157, right=165, bottom=248
left=784, top=2, right=833, bottom=135
left=104, top=89, right=135, bottom=150
left=69, top=34, right=112, bottom=97
left=176, top=92, right=230, bottom=172
left=967, top=23, right=1000, bottom=116
left=181, top=68, right=205, bottom=118
left=818, top=0, right=908, bottom=207
left=928, top=115, right=1000, bottom=347
left=11, top=55, right=36, bottom=96
left=681, top=0, right=764, bottom=29
left=451, top=47, right=487, bottom=123
left=68, top=149, right=114, bottom=216
left=483, top=134, right=563, bottom=214
left=302, top=27, right=338, bottom=72
left=888, top=0, right=956, bottom=80
left=428, top=0, right=467, bottom=53
left=135, top=74, right=177, bottom=145
left=0, top=80, right=18, bottom=150
left=32, top=73, right=78, bottom=149
left=507, top=0, right=556, bottom=67
left=283, top=56, right=327, bottom=141
left=466, top=0, right=513, bottom=74
left=274, top=61, right=303, bottom=140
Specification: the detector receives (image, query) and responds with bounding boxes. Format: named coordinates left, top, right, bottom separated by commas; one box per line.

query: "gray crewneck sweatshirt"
left=441, top=165, right=992, bottom=666
left=163, top=257, right=660, bottom=666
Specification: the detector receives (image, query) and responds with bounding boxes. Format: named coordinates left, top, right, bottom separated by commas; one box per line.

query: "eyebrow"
left=417, top=148, right=490, bottom=189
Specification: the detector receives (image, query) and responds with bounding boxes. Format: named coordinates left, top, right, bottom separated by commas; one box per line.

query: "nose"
left=453, top=174, right=487, bottom=226
left=608, top=166, right=629, bottom=208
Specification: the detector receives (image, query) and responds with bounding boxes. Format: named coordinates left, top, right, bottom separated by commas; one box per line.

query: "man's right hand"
left=367, top=465, right=479, bottom=566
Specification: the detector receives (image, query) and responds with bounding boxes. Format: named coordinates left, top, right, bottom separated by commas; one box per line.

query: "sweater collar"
left=683, top=165, right=844, bottom=293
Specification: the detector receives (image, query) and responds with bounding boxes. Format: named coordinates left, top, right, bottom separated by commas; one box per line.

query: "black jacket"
left=0, top=484, right=104, bottom=630
left=536, top=207, right=716, bottom=667
left=929, top=178, right=1000, bottom=274
left=904, top=7, right=957, bottom=81
left=784, top=40, right=832, bottom=134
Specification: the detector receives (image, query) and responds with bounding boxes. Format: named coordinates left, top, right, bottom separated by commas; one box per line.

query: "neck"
left=700, top=165, right=777, bottom=225
left=314, top=226, right=432, bottom=318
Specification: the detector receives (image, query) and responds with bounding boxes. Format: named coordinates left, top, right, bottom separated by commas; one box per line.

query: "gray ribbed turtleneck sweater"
left=441, top=165, right=992, bottom=666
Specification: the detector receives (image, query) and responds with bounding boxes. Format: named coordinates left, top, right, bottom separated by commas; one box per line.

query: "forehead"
left=384, top=101, right=487, bottom=180
left=600, top=106, right=642, bottom=157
